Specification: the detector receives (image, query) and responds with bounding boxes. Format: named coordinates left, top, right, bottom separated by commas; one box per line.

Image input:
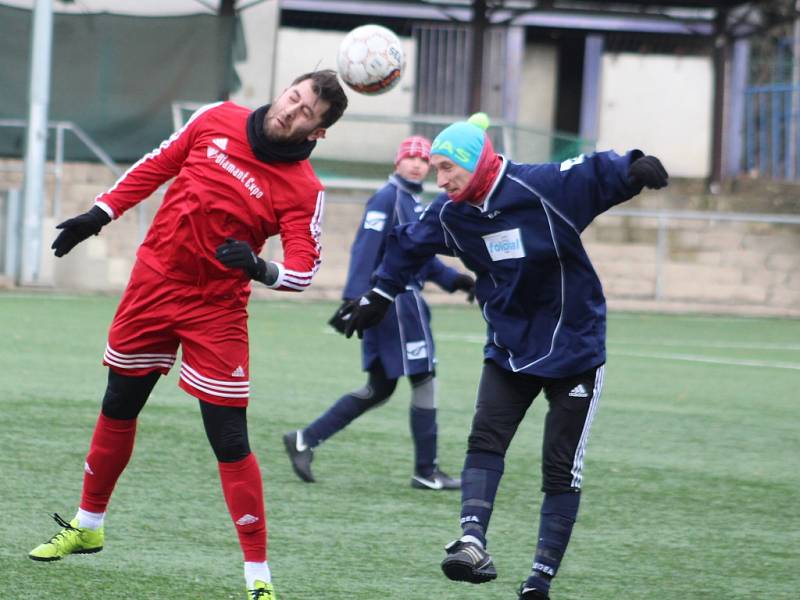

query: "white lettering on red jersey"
left=93, top=101, right=324, bottom=301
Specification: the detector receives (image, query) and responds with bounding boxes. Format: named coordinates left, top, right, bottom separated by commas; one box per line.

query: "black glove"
left=453, top=273, right=476, bottom=303
left=215, top=238, right=278, bottom=285
left=51, top=205, right=111, bottom=257
left=628, top=155, right=669, bottom=189
left=343, top=289, right=392, bottom=339
left=328, top=299, right=357, bottom=335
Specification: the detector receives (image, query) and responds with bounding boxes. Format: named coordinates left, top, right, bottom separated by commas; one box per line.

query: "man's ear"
left=307, top=127, right=327, bottom=141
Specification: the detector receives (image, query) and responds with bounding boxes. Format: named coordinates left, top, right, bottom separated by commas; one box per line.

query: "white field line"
left=437, top=332, right=800, bottom=351
left=609, top=313, right=788, bottom=325
left=435, top=332, right=800, bottom=370
left=610, top=350, right=800, bottom=371
left=612, top=339, right=800, bottom=351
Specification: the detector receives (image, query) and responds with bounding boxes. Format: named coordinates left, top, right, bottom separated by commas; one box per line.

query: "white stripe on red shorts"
left=104, top=344, right=176, bottom=370
left=179, top=362, right=250, bottom=399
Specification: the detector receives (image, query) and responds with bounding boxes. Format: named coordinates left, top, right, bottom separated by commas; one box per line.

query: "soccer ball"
left=337, top=24, right=405, bottom=95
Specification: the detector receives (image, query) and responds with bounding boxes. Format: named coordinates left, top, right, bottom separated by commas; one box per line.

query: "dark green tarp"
left=0, top=5, right=241, bottom=162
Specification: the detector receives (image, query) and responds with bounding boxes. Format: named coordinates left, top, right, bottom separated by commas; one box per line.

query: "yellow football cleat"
left=247, top=580, right=276, bottom=600
left=29, top=513, right=104, bottom=562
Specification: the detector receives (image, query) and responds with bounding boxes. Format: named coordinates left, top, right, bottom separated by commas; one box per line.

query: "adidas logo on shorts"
left=568, top=384, right=589, bottom=398
left=231, top=366, right=245, bottom=377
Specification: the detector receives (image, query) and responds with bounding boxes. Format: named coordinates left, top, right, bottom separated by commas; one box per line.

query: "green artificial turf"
left=1, top=294, right=797, bottom=599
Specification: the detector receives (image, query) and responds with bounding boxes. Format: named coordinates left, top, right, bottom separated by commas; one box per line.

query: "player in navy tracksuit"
left=283, top=136, right=475, bottom=489
left=343, top=114, right=668, bottom=599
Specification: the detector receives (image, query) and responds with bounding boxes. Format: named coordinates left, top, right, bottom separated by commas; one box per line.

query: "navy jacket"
left=344, top=174, right=462, bottom=378
left=374, top=151, right=644, bottom=378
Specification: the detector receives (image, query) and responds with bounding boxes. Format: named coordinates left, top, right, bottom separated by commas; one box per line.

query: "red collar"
left=450, top=135, right=501, bottom=205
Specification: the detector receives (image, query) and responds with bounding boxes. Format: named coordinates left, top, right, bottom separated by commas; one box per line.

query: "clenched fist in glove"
left=51, top=205, right=112, bottom=257
left=453, top=273, right=476, bottom=303
left=215, top=238, right=278, bottom=286
left=628, top=155, right=669, bottom=189
left=343, top=289, right=393, bottom=339
left=328, top=299, right=358, bottom=335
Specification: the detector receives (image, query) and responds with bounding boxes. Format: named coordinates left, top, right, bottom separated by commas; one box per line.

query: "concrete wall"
left=597, top=53, right=713, bottom=178
left=2, top=159, right=799, bottom=317
left=517, top=42, right=558, bottom=131
left=230, top=0, right=280, bottom=108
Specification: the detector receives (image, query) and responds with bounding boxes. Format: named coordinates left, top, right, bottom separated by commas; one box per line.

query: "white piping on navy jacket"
left=437, top=157, right=571, bottom=373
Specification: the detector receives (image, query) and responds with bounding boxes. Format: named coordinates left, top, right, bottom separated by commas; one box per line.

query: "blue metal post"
left=759, top=92, right=768, bottom=174
left=784, top=89, right=792, bottom=179
left=579, top=34, right=604, bottom=143
left=745, top=91, right=754, bottom=171
left=726, top=39, right=749, bottom=177
left=771, top=89, right=780, bottom=179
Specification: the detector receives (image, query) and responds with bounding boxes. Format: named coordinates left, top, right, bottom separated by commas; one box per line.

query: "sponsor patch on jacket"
left=406, top=340, right=428, bottom=360
left=364, top=210, right=387, bottom=231
left=482, top=228, right=525, bottom=261
left=560, top=154, right=586, bottom=171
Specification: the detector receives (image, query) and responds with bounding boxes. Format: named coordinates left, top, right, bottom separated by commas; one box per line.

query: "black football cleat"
left=283, top=430, right=315, bottom=482
left=441, top=539, right=497, bottom=584
left=518, top=581, right=550, bottom=599
left=411, top=468, right=461, bottom=490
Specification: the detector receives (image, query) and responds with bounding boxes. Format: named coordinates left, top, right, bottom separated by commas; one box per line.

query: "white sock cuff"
left=244, top=561, right=271, bottom=589
left=75, top=508, right=105, bottom=530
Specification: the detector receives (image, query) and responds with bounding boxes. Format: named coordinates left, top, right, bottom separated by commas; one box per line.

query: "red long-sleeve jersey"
left=94, top=101, right=324, bottom=305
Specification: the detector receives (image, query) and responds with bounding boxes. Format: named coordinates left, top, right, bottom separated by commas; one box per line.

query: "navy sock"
left=526, top=491, right=581, bottom=592
left=303, top=393, right=373, bottom=448
left=459, top=451, right=504, bottom=548
left=410, top=406, right=437, bottom=476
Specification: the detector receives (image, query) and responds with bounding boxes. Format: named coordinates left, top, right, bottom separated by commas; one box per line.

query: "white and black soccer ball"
left=337, top=24, right=405, bottom=96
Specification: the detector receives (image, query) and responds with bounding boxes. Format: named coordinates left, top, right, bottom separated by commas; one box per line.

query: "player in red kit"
left=28, top=70, right=348, bottom=600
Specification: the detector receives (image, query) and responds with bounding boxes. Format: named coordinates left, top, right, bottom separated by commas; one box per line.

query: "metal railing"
left=0, top=119, right=156, bottom=244
left=0, top=119, right=123, bottom=218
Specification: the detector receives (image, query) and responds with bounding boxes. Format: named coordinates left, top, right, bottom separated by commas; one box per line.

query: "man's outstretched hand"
left=343, top=290, right=392, bottom=339
left=628, top=155, right=668, bottom=189
left=51, top=206, right=111, bottom=257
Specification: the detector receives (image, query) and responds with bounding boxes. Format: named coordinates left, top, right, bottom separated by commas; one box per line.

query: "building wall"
left=512, top=41, right=560, bottom=161
left=518, top=41, right=558, bottom=130
left=597, top=53, right=712, bottom=178
left=226, top=14, right=713, bottom=176
left=230, top=0, right=280, bottom=108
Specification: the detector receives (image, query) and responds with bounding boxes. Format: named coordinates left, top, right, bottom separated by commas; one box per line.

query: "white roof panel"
left=0, top=1, right=222, bottom=16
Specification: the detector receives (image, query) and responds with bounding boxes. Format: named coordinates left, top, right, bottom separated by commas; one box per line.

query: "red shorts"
left=104, top=261, right=250, bottom=407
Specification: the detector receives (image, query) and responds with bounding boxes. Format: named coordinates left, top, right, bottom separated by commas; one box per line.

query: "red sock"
left=218, top=453, right=267, bottom=562
left=80, top=412, right=137, bottom=513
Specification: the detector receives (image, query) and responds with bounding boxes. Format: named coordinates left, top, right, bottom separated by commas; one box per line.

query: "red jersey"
left=94, top=101, right=324, bottom=305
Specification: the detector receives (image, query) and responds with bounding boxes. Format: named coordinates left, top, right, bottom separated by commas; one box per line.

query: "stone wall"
left=2, top=159, right=799, bottom=317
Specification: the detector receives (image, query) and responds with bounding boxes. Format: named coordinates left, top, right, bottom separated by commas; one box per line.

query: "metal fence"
left=744, top=83, right=800, bottom=181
